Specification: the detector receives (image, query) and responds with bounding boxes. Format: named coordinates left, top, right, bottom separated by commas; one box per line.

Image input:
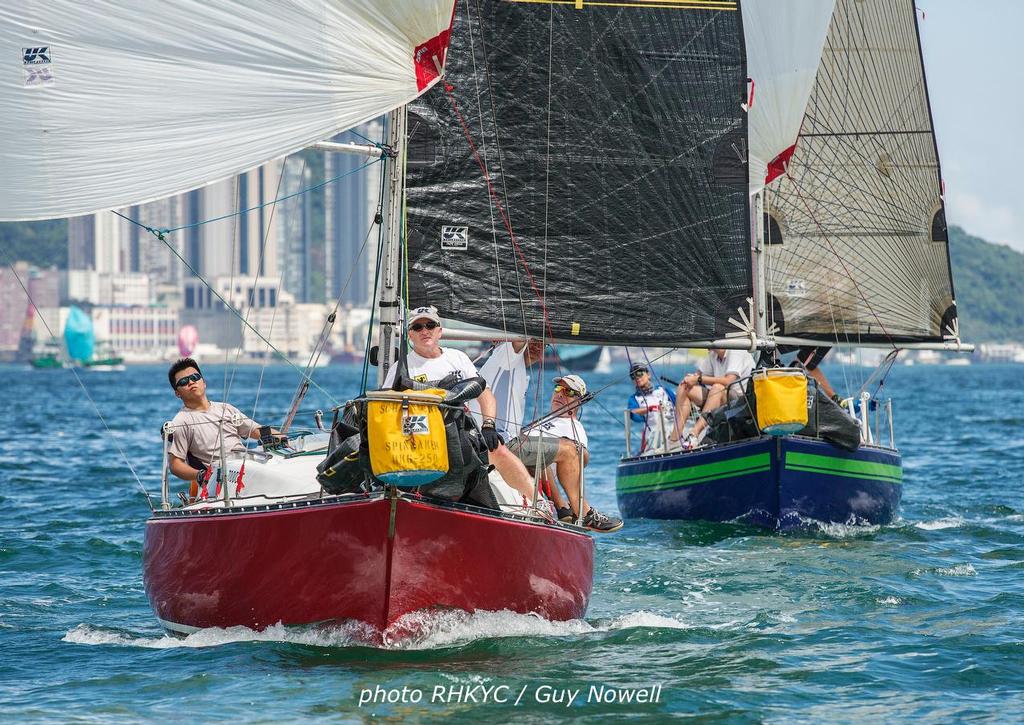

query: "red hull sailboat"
left=143, top=492, right=594, bottom=635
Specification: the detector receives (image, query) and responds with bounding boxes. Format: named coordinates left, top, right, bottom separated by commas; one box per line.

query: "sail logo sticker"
left=784, top=280, right=807, bottom=298
left=22, top=45, right=54, bottom=87
left=23, top=47, right=50, bottom=64
left=402, top=415, right=430, bottom=436
left=441, top=226, right=468, bottom=250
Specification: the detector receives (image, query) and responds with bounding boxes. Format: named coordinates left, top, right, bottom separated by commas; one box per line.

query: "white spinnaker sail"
left=765, top=0, right=956, bottom=344
left=744, top=0, right=836, bottom=196
left=0, top=1, right=455, bottom=221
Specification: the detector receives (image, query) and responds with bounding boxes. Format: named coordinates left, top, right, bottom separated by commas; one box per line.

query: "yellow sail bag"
left=752, top=369, right=808, bottom=435
left=365, top=389, right=449, bottom=486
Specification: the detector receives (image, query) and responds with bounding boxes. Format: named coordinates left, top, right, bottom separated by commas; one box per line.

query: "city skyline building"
left=325, top=120, right=382, bottom=308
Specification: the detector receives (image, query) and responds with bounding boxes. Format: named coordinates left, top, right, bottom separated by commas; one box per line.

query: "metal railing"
left=622, top=373, right=897, bottom=457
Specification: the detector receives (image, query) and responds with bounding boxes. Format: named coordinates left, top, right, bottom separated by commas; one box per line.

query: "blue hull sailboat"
left=613, top=0, right=967, bottom=529
left=618, top=436, right=901, bottom=530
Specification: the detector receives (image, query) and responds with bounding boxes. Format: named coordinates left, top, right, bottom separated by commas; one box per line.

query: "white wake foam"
left=935, top=564, right=977, bottom=577
left=914, top=516, right=964, bottom=531
left=63, top=610, right=694, bottom=652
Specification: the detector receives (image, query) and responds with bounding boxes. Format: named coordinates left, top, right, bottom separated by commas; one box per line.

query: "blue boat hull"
left=616, top=436, right=901, bottom=529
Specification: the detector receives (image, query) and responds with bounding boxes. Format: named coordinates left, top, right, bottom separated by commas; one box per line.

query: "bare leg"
left=489, top=444, right=537, bottom=500
left=554, top=440, right=590, bottom=515
left=808, top=367, right=835, bottom=399
left=672, top=384, right=703, bottom=440
left=690, top=384, right=725, bottom=439
left=544, top=464, right=568, bottom=508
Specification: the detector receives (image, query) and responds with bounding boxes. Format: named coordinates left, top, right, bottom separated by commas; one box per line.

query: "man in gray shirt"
left=166, top=357, right=280, bottom=483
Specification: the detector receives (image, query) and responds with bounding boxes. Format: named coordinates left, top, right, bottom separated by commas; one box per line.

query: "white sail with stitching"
left=0, top=0, right=455, bottom=221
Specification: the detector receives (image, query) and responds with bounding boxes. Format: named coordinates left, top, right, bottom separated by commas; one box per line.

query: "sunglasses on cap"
left=174, top=372, right=203, bottom=388
left=410, top=321, right=439, bottom=332
left=554, top=384, right=582, bottom=399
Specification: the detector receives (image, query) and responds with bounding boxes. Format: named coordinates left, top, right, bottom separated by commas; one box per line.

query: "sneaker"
left=556, top=506, right=574, bottom=523
left=582, top=507, right=624, bottom=533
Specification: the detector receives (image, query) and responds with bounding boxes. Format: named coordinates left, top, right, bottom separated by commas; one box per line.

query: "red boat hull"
left=143, top=494, right=594, bottom=634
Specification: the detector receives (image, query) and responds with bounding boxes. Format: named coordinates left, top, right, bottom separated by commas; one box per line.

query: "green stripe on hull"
left=784, top=451, right=902, bottom=484
left=618, top=453, right=770, bottom=493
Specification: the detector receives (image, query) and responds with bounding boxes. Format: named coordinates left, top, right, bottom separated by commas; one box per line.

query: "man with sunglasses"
left=166, top=357, right=282, bottom=484
left=383, top=306, right=539, bottom=502
left=510, top=375, right=623, bottom=533
left=627, top=363, right=677, bottom=453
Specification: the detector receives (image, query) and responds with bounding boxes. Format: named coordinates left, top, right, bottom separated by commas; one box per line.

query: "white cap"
left=553, top=374, right=587, bottom=397
left=407, top=305, right=441, bottom=327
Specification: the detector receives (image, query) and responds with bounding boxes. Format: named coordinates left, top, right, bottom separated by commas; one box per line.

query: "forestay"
left=764, top=0, right=958, bottom=344
left=405, top=1, right=750, bottom=347
left=0, top=0, right=456, bottom=221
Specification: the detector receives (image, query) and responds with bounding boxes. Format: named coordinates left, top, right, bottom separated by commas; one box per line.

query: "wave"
left=914, top=516, right=965, bottom=531
left=62, top=609, right=695, bottom=652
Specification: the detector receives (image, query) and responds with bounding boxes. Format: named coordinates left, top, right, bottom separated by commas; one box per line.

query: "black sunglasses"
left=410, top=321, right=439, bottom=332
left=174, top=372, right=203, bottom=388
left=630, top=369, right=649, bottom=379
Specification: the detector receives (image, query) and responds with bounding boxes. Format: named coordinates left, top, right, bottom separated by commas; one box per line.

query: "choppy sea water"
left=1, top=361, right=1022, bottom=722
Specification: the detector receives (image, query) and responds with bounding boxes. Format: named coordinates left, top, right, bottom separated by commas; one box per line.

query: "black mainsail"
left=405, top=0, right=750, bottom=346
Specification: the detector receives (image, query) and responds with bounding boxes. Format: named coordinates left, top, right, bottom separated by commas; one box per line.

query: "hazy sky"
left=918, top=1, right=1023, bottom=252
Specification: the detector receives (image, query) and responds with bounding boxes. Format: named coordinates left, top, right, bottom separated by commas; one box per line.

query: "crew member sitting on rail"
left=671, top=348, right=754, bottom=449
left=166, top=357, right=284, bottom=484
left=476, top=337, right=573, bottom=519
left=382, top=306, right=538, bottom=502
left=509, top=375, right=623, bottom=533
left=627, top=362, right=677, bottom=453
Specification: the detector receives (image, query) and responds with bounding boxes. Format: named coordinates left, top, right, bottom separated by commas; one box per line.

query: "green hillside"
left=0, top=219, right=1019, bottom=341
left=0, top=219, right=66, bottom=268
left=948, top=225, right=1024, bottom=342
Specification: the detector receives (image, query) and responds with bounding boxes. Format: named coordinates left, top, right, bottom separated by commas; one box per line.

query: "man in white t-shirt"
left=510, top=374, right=623, bottom=533
left=475, top=339, right=545, bottom=442
left=672, top=348, right=755, bottom=449
left=166, top=357, right=284, bottom=486
left=383, top=306, right=537, bottom=502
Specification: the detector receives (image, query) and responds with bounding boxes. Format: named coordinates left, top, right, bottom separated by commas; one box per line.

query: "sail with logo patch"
left=762, top=0, right=959, bottom=345
left=404, top=0, right=750, bottom=346
left=0, top=1, right=456, bottom=221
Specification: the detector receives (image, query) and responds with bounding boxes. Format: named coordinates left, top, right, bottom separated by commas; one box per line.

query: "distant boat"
left=177, top=325, right=199, bottom=357
left=544, top=345, right=603, bottom=373
left=33, top=305, right=126, bottom=370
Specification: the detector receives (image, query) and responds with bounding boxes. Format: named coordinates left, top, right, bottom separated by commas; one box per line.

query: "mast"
left=376, top=106, right=409, bottom=387
left=752, top=190, right=768, bottom=341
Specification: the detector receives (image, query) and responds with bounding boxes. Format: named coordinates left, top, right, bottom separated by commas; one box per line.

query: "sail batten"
left=406, top=1, right=751, bottom=346
left=764, top=0, right=957, bottom=345
left=0, top=1, right=456, bottom=221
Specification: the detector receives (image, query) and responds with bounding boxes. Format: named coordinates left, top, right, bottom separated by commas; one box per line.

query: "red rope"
left=443, top=82, right=556, bottom=342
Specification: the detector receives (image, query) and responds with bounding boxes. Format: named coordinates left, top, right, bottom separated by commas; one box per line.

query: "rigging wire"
left=3, top=258, right=153, bottom=510
left=248, top=157, right=300, bottom=422
left=113, top=213, right=344, bottom=407
left=135, top=158, right=382, bottom=238
left=361, top=118, right=393, bottom=396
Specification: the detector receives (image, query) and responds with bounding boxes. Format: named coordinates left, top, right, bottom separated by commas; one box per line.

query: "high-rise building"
left=277, top=156, right=314, bottom=303
left=0, top=263, right=60, bottom=359
left=67, top=160, right=285, bottom=299
left=325, top=120, right=383, bottom=307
